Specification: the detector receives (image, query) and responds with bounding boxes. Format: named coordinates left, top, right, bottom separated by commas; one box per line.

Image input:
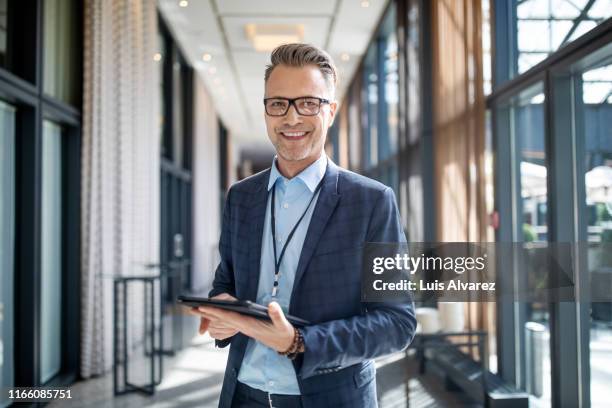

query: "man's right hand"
left=190, top=293, right=239, bottom=340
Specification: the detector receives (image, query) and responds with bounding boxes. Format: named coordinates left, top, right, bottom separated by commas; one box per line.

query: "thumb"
left=199, top=317, right=210, bottom=335
left=268, top=302, right=289, bottom=327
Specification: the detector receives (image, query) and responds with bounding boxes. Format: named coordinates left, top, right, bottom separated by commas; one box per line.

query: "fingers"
left=268, top=301, right=290, bottom=328
left=198, top=317, right=210, bottom=335
left=212, top=293, right=237, bottom=301
left=208, top=326, right=238, bottom=340
left=208, top=320, right=238, bottom=330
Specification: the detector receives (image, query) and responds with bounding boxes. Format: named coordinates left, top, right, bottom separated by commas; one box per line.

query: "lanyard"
left=270, top=177, right=325, bottom=297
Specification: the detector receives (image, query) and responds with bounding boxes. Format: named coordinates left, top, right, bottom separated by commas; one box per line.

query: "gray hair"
left=264, top=43, right=337, bottom=95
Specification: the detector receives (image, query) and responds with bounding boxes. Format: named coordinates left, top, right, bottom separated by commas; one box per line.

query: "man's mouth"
left=279, top=130, right=310, bottom=140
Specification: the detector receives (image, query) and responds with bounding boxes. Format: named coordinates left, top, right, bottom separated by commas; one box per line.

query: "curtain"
left=81, top=0, right=160, bottom=378
left=431, top=0, right=486, bottom=243
left=431, top=0, right=489, bottom=338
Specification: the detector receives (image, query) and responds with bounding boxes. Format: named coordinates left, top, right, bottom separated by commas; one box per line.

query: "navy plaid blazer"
left=210, top=159, right=416, bottom=408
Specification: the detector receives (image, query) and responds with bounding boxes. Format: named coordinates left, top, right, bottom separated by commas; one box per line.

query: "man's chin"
left=277, top=148, right=311, bottom=163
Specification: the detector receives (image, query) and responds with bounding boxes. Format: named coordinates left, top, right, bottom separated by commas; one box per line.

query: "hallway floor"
left=50, top=335, right=480, bottom=408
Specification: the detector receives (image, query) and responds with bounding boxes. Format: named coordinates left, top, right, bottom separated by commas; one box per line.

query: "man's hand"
left=197, top=301, right=295, bottom=353
left=189, top=293, right=239, bottom=340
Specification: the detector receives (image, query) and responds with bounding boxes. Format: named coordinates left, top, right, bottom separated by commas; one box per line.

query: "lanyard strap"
left=270, top=177, right=325, bottom=296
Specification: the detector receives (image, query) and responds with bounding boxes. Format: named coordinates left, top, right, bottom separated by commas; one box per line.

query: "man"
left=192, top=43, right=416, bottom=408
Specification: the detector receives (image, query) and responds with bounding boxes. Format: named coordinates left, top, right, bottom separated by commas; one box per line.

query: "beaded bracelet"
left=278, top=327, right=304, bottom=360
left=286, top=329, right=304, bottom=360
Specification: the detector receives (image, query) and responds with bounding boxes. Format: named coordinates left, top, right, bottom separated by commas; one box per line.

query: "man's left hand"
left=195, top=301, right=295, bottom=352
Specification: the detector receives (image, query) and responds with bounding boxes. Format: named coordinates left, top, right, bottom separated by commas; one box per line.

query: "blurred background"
left=0, top=0, right=611, bottom=407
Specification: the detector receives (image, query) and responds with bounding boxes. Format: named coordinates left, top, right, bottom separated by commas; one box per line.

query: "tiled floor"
left=50, top=335, right=480, bottom=408
left=49, top=334, right=228, bottom=408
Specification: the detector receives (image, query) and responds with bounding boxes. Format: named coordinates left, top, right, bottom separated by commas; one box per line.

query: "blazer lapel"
left=290, top=161, right=340, bottom=304
left=246, top=170, right=270, bottom=301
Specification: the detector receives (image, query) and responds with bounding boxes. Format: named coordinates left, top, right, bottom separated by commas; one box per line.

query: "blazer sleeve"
left=298, top=187, right=417, bottom=379
left=208, top=187, right=237, bottom=348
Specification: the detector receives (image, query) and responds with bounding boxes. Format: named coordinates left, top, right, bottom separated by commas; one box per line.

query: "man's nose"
left=283, top=103, right=302, bottom=125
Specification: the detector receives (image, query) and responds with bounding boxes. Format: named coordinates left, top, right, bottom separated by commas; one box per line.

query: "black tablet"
left=177, top=295, right=311, bottom=327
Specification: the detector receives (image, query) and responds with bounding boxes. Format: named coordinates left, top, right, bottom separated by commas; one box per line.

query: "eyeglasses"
left=263, top=97, right=331, bottom=116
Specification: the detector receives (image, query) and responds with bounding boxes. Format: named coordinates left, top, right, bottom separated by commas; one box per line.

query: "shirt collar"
left=267, top=152, right=327, bottom=192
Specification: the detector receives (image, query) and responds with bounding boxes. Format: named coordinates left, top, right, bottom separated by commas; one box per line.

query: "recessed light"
left=245, top=24, right=304, bottom=52
left=153, top=52, right=162, bottom=62
left=202, top=53, right=212, bottom=62
left=179, top=0, right=188, bottom=7
left=208, top=66, right=217, bottom=75
left=361, top=0, right=370, bottom=7
left=341, top=53, right=350, bottom=62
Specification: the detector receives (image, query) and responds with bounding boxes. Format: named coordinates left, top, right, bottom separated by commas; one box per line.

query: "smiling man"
left=192, top=43, right=416, bottom=408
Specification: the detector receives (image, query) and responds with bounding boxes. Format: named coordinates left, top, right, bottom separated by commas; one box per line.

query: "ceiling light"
left=341, top=53, right=350, bottom=62
left=361, top=1, right=370, bottom=7
left=179, top=0, right=188, bottom=7
left=153, top=52, right=162, bottom=62
left=208, top=66, right=217, bottom=75
left=202, top=53, right=212, bottom=62
left=245, top=24, right=304, bottom=52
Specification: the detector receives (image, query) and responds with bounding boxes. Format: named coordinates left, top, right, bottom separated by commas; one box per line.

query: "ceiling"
left=158, top=0, right=389, bottom=150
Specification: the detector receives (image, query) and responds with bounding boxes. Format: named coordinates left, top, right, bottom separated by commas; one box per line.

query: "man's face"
left=264, top=64, right=337, bottom=164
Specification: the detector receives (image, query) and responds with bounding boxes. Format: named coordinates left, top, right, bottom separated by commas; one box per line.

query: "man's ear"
left=327, top=101, right=338, bottom=127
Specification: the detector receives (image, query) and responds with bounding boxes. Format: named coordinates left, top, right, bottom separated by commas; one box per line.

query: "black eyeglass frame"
left=263, top=96, right=331, bottom=116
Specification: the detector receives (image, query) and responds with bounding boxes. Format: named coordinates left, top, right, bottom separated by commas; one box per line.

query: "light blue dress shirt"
left=237, top=153, right=327, bottom=395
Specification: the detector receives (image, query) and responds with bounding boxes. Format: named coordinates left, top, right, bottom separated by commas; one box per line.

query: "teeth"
left=282, top=131, right=307, bottom=137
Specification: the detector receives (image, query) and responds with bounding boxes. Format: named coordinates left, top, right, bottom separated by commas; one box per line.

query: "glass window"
left=498, top=82, right=552, bottom=406
left=575, top=60, right=612, bottom=408
left=43, top=0, right=79, bottom=105
left=362, top=47, right=378, bottom=170
left=40, top=120, right=63, bottom=383
left=0, top=0, right=8, bottom=68
left=0, top=100, right=15, bottom=408
left=172, top=49, right=184, bottom=167
left=157, top=32, right=166, bottom=157
left=381, top=6, right=398, bottom=161
left=516, top=0, right=612, bottom=74
left=348, top=83, right=362, bottom=171
left=516, top=85, right=551, bottom=407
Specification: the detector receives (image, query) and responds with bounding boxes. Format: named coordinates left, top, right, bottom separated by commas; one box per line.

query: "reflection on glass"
left=579, top=62, right=612, bottom=408
left=516, top=0, right=612, bottom=74
left=40, top=121, right=63, bottom=383
left=512, top=84, right=551, bottom=407
left=0, top=0, right=8, bottom=67
left=363, top=47, right=378, bottom=170
left=157, top=32, right=166, bottom=156
left=0, top=100, right=15, bottom=408
left=43, top=0, right=78, bottom=105
left=382, top=6, right=398, bottom=160
left=172, top=49, right=184, bottom=167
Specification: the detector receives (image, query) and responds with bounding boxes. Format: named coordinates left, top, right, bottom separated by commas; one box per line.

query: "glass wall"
left=516, top=0, right=612, bottom=74
left=492, top=0, right=612, bottom=404
left=0, top=101, right=15, bottom=408
left=43, top=0, right=79, bottom=105
left=496, top=82, right=552, bottom=406
left=356, top=3, right=400, bottom=195
left=574, top=58, right=612, bottom=408
left=0, top=0, right=81, bottom=390
left=40, top=120, right=63, bottom=383
left=0, top=0, right=7, bottom=68
left=362, top=47, right=378, bottom=171
left=517, top=86, right=551, bottom=408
